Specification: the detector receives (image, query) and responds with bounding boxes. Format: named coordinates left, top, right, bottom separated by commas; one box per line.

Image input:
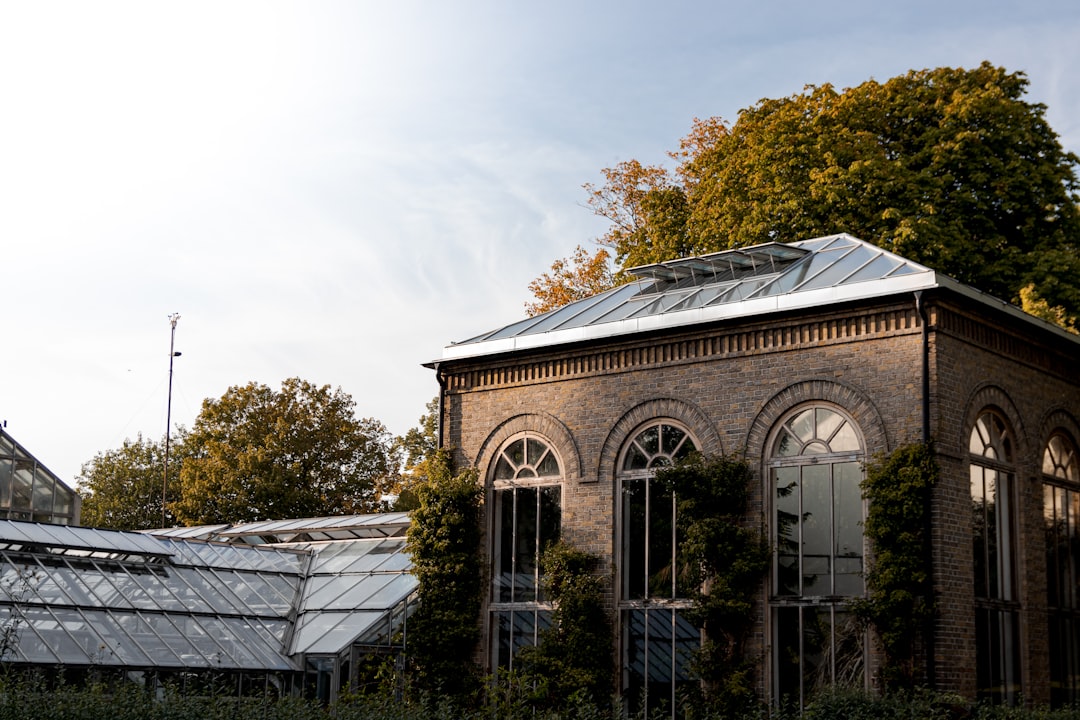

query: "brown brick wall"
left=439, top=292, right=1080, bottom=704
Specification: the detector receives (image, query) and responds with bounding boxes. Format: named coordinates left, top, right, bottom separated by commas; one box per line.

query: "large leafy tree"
left=78, top=433, right=184, bottom=530
left=534, top=63, right=1080, bottom=324
left=172, top=377, right=395, bottom=525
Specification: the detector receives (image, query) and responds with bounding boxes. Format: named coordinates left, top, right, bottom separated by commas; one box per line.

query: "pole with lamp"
left=162, top=313, right=181, bottom=528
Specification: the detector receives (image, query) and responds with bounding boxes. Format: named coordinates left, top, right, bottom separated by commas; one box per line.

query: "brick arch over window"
left=597, top=398, right=721, bottom=482
left=474, top=413, right=582, bottom=483
left=1038, top=408, right=1080, bottom=457
left=745, top=380, right=888, bottom=461
left=962, top=384, right=1028, bottom=463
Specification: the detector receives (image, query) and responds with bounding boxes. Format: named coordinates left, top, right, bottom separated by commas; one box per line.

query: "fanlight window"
left=1045, top=434, right=1078, bottom=482
left=774, top=406, right=861, bottom=457
left=621, top=422, right=696, bottom=471
left=493, top=437, right=561, bottom=480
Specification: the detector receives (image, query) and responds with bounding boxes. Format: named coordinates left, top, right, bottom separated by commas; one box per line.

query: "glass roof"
left=440, top=234, right=942, bottom=360
left=0, top=515, right=416, bottom=672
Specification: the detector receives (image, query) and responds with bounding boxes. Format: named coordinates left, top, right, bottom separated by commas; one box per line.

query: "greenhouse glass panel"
left=796, top=244, right=880, bottom=291
left=2, top=606, right=60, bottom=663
left=88, top=568, right=143, bottom=610
left=83, top=610, right=153, bottom=665
left=44, top=607, right=109, bottom=664
left=351, top=574, right=416, bottom=611
left=11, top=461, right=32, bottom=511
left=301, top=576, right=354, bottom=611
left=0, top=459, right=11, bottom=510
left=141, top=613, right=211, bottom=667
left=297, top=612, right=385, bottom=655
left=171, top=568, right=237, bottom=613
left=114, top=612, right=182, bottom=665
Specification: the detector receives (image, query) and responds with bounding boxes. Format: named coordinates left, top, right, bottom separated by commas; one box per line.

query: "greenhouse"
left=0, top=513, right=415, bottom=702
left=0, top=428, right=79, bottom=525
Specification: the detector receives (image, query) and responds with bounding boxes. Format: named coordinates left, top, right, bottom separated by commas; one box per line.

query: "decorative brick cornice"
left=936, top=305, right=1079, bottom=382
left=472, top=413, right=582, bottom=484
left=745, top=379, right=889, bottom=461
left=595, top=397, right=723, bottom=485
left=444, top=306, right=921, bottom=393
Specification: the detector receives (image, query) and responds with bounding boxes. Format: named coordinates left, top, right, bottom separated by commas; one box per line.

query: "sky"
left=2, top=0, right=1079, bottom=485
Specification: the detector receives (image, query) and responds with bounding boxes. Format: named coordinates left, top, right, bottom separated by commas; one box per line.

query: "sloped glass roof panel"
left=354, top=574, right=417, bottom=611
left=140, top=613, right=210, bottom=667
left=754, top=248, right=846, bottom=297
left=290, top=611, right=384, bottom=656
left=84, top=610, right=155, bottom=666
left=438, top=234, right=943, bottom=361
left=19, top=606, right=93, bottom=664
left=795, top=243, right=883, bottom=291
left=113, top=612, right=183, bottom=665
left=209, top=569, right=298, bottom=616
left=302, top=573, right=412, bottom=612
left=171, top=567, right=246, bottom=614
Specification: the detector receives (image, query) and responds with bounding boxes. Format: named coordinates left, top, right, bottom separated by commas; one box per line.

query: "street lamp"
left=162, top=313, right=181, bottom=528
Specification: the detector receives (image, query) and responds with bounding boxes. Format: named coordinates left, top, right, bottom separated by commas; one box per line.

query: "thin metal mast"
left=162, top=313, right=180, bottom=528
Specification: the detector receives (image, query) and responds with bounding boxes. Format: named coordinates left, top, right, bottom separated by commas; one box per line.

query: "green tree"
left=77, top=433, right=184, bottom=530
left=388, top=397, right=440, bottom=511
left=560, top=63, right=1080, bottom=326
left=172, top=378, right=395, bottom=525
left=404, top=448, right=483, bottom=706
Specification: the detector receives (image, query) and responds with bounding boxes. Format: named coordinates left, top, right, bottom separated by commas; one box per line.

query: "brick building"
left=427, top=233, right=1080, bottom=711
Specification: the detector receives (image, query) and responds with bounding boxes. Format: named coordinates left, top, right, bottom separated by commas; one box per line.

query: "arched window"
left=489, top=434, right=562, bottom=673
left=769, top=405, right=865, bottom=708
left=617, top=421, right=699, bottom=718
left=969, top=410, right=1020, bottom=704
left=1044, top=432, right=1080, bottom=707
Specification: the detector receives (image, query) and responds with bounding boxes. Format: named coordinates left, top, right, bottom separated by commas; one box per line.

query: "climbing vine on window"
left=405, top=448, right=484, bottom=706
left=514, top=542, right=613, bottom=714
left=655, top=454, right=770, bottom=716
left=853, top=442, right=938, bottom=690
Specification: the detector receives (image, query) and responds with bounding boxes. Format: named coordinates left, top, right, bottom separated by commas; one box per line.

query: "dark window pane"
left=526, top=438, right=546, bottom=467
left=660, top=425, right=686, bottom=456
left=775, top=467, right=800, bottom=596
left=623, top=480, right=646, bottom=599
left=514, top=488, right=538, bottom=602
left=495, top=489, right=514, bottom=602
left=536, top=450, right=560, bottom=477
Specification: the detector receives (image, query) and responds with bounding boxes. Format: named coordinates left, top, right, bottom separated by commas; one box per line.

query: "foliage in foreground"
left=3, top=677, right=1080, bottom=720
left=402, top=448, right=484, bottom=706
left=656, top=454, right=771, bottom=717
left=854, top=442, right=939, bottom=689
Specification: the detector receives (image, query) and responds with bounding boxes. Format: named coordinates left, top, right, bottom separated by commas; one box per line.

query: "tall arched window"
left=969, top=410, right=1020, bottom=704
left=618, top=421, right=699, bottom=718
left=1044, top=432, right=1080, bottom=707
left=489, top=434, right=562, bottom=673
left=769, top=405, right=865, bottom=709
